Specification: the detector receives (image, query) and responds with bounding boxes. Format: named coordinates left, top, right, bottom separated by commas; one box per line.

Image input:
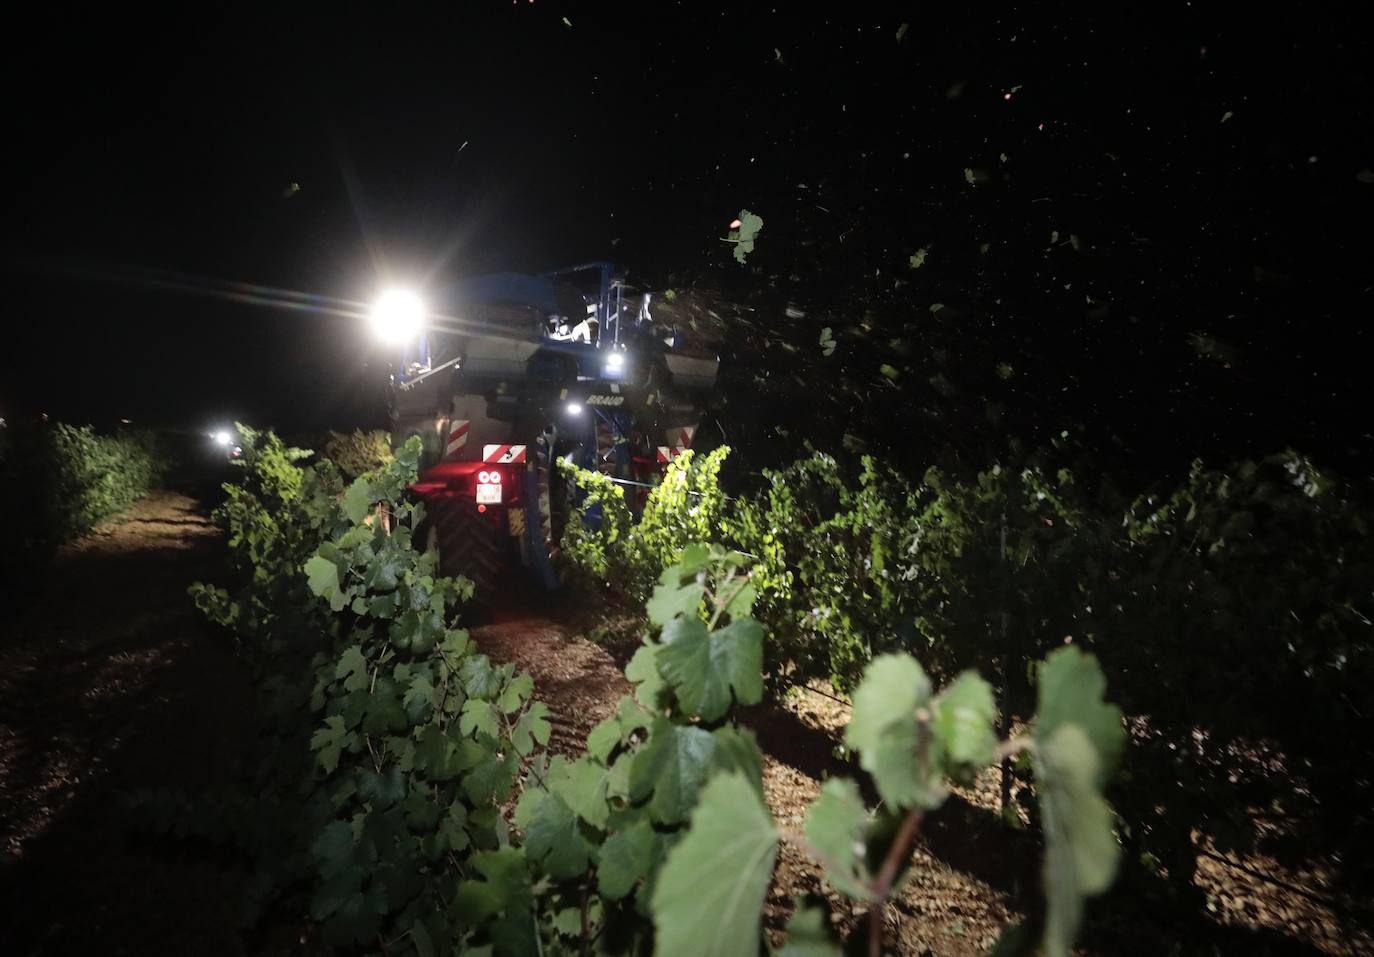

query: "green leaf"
left=908, top=246, right=928, bottom=269
left=305, top=554, right=340, bottom=597
left=843, top=654, right=943, bottom=809
left=343, top=478, right=373, bottom=524
left=651, top=772, right=778, bottom=957
left=1035, top=646, right=1125, bottom=784
left=335, top=645, right=370, bottom=693
left=586, top=716, right=622, bottom=763
left=1036, top=724, right=1121, bottom=957
left=459, top=699, right=499, bottom=739
left=647, top=578, right=704, bottom=628
left=710, top=725, right=765, bottom=797
left=733, top=210, right=764, bottom=264
left=453, top=848, right=537, bottom=956
left=312, top=820, right=357, bottom=877
left=676, top=543, right=712, bottom=575
left=497, top=673, right=535, bottom=713
left=724, top=581, right=757, bottom=620
left=402, top=674, right=436, bottom=722
left=629, top=718, right=715, bottom=824
left=778, top=902, right=842, bottom=956
left=524, top=791, right=595, bottom=879
left=598, top=820, right=655, bottom=899
left=402, top=786, right=441, bottom=831
left=412, top=724, right=454, bottom=780
left=512, top=702, right=552, bottom=756
left=311, top=716, right=355, bottom=774
left=460, top=655, right=503, bottom=699
left=845, top=654, right=930, bottom=752
left=933, top=671, right=998, bottom=771
left=656, top=617, right=764, bottom=722
left=361, top=679, right=409, bottom=736
left=549, top=756, right=610, bottom=829
left=358, top=765, right=407, bottom=808
left=626, top=642, right=668, bottom=707
left=463, top=747, right=518, bottom=806
left=804, top=778, right=875, bottom=900
left=439, top=803, right=470, bottom=854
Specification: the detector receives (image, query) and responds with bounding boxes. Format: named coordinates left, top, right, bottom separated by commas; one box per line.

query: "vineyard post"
left=998, top=506, right=1012, bottom=812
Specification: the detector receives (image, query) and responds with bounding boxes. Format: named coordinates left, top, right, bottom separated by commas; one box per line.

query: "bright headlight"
left=606, top=351, right=625, bottom=369
left=370, top=289, right=425, bottom=344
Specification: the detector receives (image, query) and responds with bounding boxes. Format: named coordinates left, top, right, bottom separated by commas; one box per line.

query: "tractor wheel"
left=423, top=498, right=504, bottom=599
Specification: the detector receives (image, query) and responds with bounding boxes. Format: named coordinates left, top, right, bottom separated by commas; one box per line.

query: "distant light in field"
left=213, top=430, right=232, bottom=446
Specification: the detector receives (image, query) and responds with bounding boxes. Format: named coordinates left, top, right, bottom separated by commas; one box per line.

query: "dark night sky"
left=4, top=3, right=1372, bottom=468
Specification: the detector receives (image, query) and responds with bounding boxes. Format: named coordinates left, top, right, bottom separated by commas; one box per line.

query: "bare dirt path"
left=0, top=491, right=258, bottom=957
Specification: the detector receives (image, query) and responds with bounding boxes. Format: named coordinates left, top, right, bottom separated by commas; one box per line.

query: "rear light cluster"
left=477, top=470, right=502, bottom=484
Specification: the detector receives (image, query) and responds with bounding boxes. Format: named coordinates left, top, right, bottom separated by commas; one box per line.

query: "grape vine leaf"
left=512, top=702, right=551, bottom=756
left=402, top=674, right=436, bottom=721
left=454, top=848, right=537, bottom=957
left=629, top=718, right=715, bottom=824
left=710, top=725, right=765, bottom=796
left=460, top=655, right=503, bottom=699
left=312, top=819, right=357, bottom=877
left=1036, top=724, right=1120, bottom=957
left=460, top=699, right=499, bottom=739
left=335, top=645, right=369, bottom=693
left=626, top=642, right=668, bottom=706
left=343, top=478, right=373, bottom=524
left=733, top=209, right=764, bottom=264
left=933, top=671, right=998, bottom=772
left=598, top=819, right=655, bottom=899
left=655, top=617, right=764, bottom=721
left=1035, top=646, right=1124, bottom=785
left=311, top=715, right=355, bottom=774
left=586, top=716, right=622, bottom=763
left=804, top=778, right=876, bottom=900
left=646, top=576, right=704, bottom=628
left=549, top=755, right=611, bottom=829
left=651, top=772, right=778, bottom=957
left=463, top=747, right=518, bottom=806
left=524, top=791, right=596, bottom=879
left=306, top=554, right=347, bottom=611
left=843, top=654, right=944, bottom=809
left=497, top=673, right=534, bottom=713
left=357, top=765, right=407, bottom=808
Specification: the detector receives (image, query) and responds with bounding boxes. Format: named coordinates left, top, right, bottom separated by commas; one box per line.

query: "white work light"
left=565, top=402, right=583, bottom=415
left=370, top=289, right=425, bottom=344
left=606, top=351, right=624, bottom=370
left=213, top=430, right=232, bottom=447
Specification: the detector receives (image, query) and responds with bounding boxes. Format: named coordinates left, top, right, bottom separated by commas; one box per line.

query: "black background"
left=4, top=2, right=1371, bottom=471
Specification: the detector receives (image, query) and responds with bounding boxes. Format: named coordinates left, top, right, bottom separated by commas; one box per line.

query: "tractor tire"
left=423, top=498, right=504, bottom=600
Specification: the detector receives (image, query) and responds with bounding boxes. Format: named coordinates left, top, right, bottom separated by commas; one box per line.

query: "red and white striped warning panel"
left=664, top=425, right=696, bottom=449
left=445, top=420, right=470, bottom=460
left=656, top=446, right=687, bottom=464
left=482, top=444, right=527, bottom=464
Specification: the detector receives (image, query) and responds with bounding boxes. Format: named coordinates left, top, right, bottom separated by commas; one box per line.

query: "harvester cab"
left=378, top=262, right=718, bottom=594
